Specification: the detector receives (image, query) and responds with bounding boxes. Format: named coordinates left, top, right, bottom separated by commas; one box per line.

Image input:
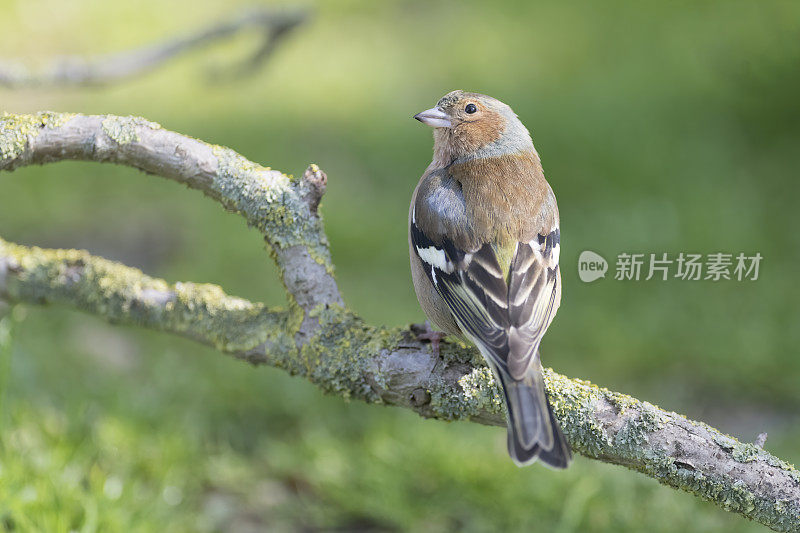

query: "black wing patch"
left=411, top=222, right=560, bottom=378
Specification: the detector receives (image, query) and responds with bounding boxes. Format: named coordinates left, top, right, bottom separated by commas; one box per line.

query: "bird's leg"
left=414, top=321, right=446, bottom=358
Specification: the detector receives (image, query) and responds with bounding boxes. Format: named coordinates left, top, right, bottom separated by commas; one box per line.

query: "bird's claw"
left=413, top=321, right=446, bottom=358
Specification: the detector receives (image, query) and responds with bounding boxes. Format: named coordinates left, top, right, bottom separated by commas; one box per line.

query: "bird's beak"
left=414, top=107, right=452, bottom=128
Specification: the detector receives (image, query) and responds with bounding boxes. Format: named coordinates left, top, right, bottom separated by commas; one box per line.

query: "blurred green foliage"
left=1, top=0, right=798, bottom=530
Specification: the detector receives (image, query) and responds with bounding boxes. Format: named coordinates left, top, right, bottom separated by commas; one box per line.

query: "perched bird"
left=409, top=90, right=572, bottom=468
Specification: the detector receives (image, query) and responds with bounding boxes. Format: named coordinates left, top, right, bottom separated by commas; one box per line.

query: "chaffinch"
left=409, top=90, right=571, bottom=468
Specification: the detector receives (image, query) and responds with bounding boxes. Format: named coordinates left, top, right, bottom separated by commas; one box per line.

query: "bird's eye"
left=465, top=103, right=477, bottom=114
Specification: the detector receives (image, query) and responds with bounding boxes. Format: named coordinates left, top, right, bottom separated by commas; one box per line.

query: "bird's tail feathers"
left=496, top=356, right=572, bottom=469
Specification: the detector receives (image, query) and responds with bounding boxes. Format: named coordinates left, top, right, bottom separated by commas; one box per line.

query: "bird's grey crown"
left=436, top=90, right=469, bottom=109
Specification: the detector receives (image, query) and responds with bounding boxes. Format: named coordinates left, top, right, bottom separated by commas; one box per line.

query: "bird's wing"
left=505, top=231, right=560, bottom=379
left=410, top=219, right=561, bottom=379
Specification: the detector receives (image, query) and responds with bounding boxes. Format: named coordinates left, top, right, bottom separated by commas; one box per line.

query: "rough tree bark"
left=0, top=112, right=798, bottom=531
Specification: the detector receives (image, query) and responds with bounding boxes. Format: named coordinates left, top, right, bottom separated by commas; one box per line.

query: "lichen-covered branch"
left=0, top=238, right=294, bottom=362
left=1, top=112, right=798, bottom=531
left=0, top=111, right=342, bottom=345
left=0, top=8, right=306, bottom=88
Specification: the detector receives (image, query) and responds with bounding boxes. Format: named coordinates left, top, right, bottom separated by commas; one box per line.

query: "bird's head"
left=414, top=90, right=534, bottom=165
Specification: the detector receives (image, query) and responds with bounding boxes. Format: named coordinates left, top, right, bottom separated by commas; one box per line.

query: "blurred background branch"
left=1, top=112, right=798, bottom=532
left=0, top=7, right=307, bottom=88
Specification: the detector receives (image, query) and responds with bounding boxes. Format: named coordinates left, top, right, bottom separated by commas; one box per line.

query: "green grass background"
left=1, top=0, right=798, bottom=530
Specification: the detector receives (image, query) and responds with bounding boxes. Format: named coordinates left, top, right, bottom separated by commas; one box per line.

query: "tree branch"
left=0, top=238, right=293, bottom=363
left=0, top=8, right=306, bottom=88
left=1, top=112, right=798, bottom=531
